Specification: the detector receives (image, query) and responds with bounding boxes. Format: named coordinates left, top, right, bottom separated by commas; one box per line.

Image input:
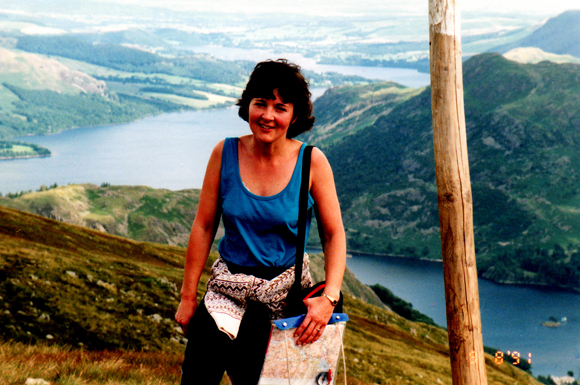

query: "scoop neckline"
left=233, top=138, right=304, bottom=201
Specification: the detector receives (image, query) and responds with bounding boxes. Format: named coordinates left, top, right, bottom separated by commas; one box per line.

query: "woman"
left=175, top=59, right=346, bottom=385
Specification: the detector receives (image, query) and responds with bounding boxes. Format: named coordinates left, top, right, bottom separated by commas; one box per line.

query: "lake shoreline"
left=0, top=154, right=51, bottom=161
left=2, top=108, right=217, bottom=162
left=341, top=248, right=580, bottom=294
left=488, top=278, right=580, bottom=294
left=345, top=248, right=580, bottom=377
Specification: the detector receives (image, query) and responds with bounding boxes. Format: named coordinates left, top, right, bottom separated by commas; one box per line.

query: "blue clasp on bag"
left=272, top=313, right=349, bottom=330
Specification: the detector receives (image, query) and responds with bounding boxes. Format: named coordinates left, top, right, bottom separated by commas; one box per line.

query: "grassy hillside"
left=306, top=52, right=580, bottom=291
left=0, top=184, right=201, bottom=247
left=0, top=204, right=187, bottom=352
left=0, top=184, right=384, bottom=308
left=0, top=46, right=106, bottom=95
left=0, top=205, right=541, bottom=384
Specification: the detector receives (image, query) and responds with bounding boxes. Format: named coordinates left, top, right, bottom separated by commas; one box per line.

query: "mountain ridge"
left=0, top=184, right=200, bottom=247
left=503, top=47, right=580, bottom=65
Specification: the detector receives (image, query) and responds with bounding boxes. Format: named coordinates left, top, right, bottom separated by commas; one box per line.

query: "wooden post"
left=428, top=0, right=488, bottom=384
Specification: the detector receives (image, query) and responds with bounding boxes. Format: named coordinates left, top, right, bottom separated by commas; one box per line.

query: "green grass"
left=142, top=91, right=235, bottom=109
left=8, top=144, right=33, bottom=153
left=0, top=202, right=191, bottom=352
left=1, top=184, right=200, bottom=247
left=0, top=342, right=183, bottom=385
left=0, top=140, right=51, bottom=159
left=0, top=86, right=20, bottom=113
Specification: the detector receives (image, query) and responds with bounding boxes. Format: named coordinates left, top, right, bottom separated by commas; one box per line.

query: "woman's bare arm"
left=294, top=147, right=346, bottom=345
left=175, top=140, right=224, bottom=335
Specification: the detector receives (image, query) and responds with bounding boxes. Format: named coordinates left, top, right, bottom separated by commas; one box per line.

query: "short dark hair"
left=237, top=59, right=315, bottom=138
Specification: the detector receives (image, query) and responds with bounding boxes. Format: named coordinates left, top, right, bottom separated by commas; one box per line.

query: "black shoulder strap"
left=293, top=145, right=313, bottom=292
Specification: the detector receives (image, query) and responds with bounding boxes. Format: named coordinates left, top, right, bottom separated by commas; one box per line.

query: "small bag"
left=258, top=313, right=349, bottom=385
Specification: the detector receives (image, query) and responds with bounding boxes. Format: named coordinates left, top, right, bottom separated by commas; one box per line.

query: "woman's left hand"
left=293, top=296, right=335, bottom=345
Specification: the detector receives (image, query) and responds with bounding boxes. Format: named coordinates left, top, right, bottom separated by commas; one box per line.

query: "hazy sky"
left=90, top=0, right=580, bottom=17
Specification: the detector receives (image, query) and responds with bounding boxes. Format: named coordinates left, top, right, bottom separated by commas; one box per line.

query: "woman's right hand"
left=175, top=298, right=198, bottom=336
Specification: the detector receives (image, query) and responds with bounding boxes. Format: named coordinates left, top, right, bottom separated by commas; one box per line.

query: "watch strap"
left=322, top=292, right=338, bottom=306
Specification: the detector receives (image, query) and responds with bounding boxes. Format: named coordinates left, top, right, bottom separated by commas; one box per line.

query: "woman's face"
left=248, top=89, right=295, bottom=144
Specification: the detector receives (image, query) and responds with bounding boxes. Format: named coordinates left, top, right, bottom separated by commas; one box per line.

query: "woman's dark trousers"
left=180, top=300, right=272, bottom=385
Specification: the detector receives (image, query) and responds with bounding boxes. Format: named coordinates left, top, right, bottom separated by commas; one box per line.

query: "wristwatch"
left=322, top=293, right=338, bottom=306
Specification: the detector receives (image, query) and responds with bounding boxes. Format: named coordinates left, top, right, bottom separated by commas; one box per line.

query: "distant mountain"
left=0, top=204, right=540, bottom=384
left=307, top=52, right=580, bottom=291
left=503, top=47, right=580, bottom=65
left=494, top=10, right=580, bottom=58
left=0, top=46, right=107, bottom=95
left=0, top=35, right=245, bottom=140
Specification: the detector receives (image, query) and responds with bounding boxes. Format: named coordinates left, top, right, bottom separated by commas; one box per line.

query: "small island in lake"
left=541, top=316, right=567, bottom=328
left=0, top=140, right=51, bottom=160
left=541, top=321, right=561, bottom=328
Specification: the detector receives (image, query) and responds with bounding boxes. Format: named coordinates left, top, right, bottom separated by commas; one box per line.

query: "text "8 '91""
left=495, top=351, right=531, bottom=365
left=469, top=351, right=532, bottom=365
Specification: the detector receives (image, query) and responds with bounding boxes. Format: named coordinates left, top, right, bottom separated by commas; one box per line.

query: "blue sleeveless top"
left=218, top=137, right=314, bottom=268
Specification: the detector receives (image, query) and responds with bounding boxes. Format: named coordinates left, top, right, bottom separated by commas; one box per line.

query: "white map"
left=259, top=322, right=346, bottom=385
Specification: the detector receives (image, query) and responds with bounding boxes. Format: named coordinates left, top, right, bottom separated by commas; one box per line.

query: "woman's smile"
left=258, top=123, right=275, bottom=130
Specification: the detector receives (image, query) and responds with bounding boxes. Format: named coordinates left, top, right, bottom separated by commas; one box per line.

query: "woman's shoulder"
left=206, top=139, right=227, bottom=166
left=308, top=145, right=334, bottom=185
left=214, top=138, right=227, bottom=152
left=309, top=145, right=329, bottom=167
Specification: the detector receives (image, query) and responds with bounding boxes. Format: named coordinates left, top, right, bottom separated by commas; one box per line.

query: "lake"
left=347, top=253, right=580, bottom=378
left=183, top=45, right=432, bottom=89
left=1, top=108, right=246, bottom=194
left=1, top=66, right=579, bottom=378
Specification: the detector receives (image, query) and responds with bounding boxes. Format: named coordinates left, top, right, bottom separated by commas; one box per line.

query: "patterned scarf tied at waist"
left=205, top=255, right=312, bottom=340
